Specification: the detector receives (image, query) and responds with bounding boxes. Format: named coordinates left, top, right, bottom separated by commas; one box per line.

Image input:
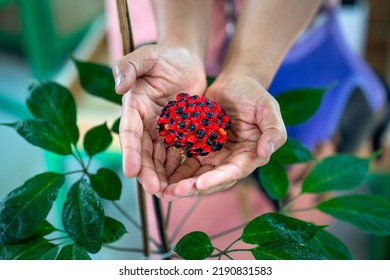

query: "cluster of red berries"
left=157, top=93, right=231, bottom=157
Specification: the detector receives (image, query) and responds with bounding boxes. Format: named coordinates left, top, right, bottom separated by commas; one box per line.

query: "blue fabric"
left=269, top=8, right=385, bottom=150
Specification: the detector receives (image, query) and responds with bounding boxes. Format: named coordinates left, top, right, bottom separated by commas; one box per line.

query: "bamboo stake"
left=115, top=0, right=149, bottom=258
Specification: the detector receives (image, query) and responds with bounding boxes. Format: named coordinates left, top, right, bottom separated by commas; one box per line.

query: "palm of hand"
left=163, top=75, right=284, bottom=199
left=118, top=45, right=207, bottom=194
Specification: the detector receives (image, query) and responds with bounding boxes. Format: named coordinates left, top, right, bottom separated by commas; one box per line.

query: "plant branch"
left=286, top=206, right=315, bottom=214
left=170, top=197, right=202, bottom=242
left=111, top=201, right=159, bottom=248
left=209, top=222, right=246, bottom=240
left=152, top=196, right=170, bottom=257
left=165, top=201, right=173, bottom=229
left=282, top=192, right=303, bottom=212
left=212, top=247, right=234, bottom=260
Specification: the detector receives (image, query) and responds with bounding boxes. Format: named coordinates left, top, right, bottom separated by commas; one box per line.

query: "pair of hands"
left=112, top=44, right=286, bottom=200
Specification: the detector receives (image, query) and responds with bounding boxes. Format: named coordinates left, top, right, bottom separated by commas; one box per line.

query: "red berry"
left=157, top=93, right=231, bottom=157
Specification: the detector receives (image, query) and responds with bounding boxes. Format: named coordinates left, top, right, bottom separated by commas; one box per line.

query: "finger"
left=153, top=141, right=168, bottom=192
left=256, top=98, right=287, bottom=159
left=196, top=153, right=264, bottom=191
left=120, top=94, right=143, bottom=178
left=137, top=132, right=161, bottom=195
left=112, top=46, right=158, bottom=94
left=168, top=157, right=201, bottom=184
left=163, top=177, right=199, bottom=200
left=165, top=147, right=183, bottom=178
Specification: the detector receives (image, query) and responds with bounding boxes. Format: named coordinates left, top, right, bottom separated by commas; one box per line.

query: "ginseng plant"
left=1, top=57, right=390, bottom=260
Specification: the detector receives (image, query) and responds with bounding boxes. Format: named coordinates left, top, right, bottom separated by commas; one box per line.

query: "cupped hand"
left=112, top=44, right=207, bottom=196
left=162, top=71, right=287, bottom=200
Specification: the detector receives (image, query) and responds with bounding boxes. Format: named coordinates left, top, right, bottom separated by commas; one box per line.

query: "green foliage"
left=73, top=59, right=121, bottom=105
left=251, top=242, right=324, bottom=260
left=0, top=172, right=64, bottom=244
left=271, top=138, right=314, bottom=164
left=27, top=81, right=79, bottom=144
left=62, top=179, right=105, bottom=253
left=83, top=123, right=113, bottom=157
left=90, top=168, right=122, bottom=200
left=302, top=154, right=370, bottom=193
left=275, top=88, right=327, bottom=125
left=1, top=59, right=388, bottom=260
left=241, top=213, right=324, bottom=245
left=56, top=244, right=91, bottom=260
left=0, top=238, right=58, bottom=260
left=317, top=195, right=390, bottom=235
left=305, top=230, right=352, bottom=260
left=259, top=160, right=289, bottom=200
left=103, top=216, right=127, bottom=244
left=174, top=231, right=214, bottom=260
left=3, top=120, right=73, bottom=155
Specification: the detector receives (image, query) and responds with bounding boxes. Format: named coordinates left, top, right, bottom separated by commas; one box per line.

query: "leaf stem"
left=212, top=247, right=234, bottom=260
left=170, top=197, right=202, bottom=242
left=64, top=170, right=85, bottom=176
left=282, top=192, right=303, bottom=212
left=286, top=206, right=315, bottom=214
left=209, top=222, right=246, bottom=240
left=111, top=201, right=160, bottom=248
left=165, top=201, right=173, bottom=230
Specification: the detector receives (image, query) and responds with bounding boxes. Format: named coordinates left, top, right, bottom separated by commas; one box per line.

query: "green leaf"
left=2, top=120, right=73, bottom=155
left=39, top=246, right=59, bottom=260
left=271, top=138, right=313, bottom=164
left=27, top=81, right=79, bottom=144
left=174, top=231, right=214, bottom=260
left=56, top=244, right=91, bottom=260
left=302, top=154, right=370, bottom=193
left=259, top=160, right=289, bottom=200
left=0, top=238, right=57, bottom=260
left=112, top=117, right=120, bottom=134
left=317, top=194, right=390, bottom=235
left=306, top=230, right=352, bottom=260
left=83, top=122, right=113, bottom=157
left=241, top=213, right=324, bottom=245
left=62, top=179, right=104, bottom=253
left=0, top=172, right=64, bottom=244
left=276, top=88, right=326, bottom=125
left=251, top=242, right=324, bottom=260
left=73, top=59, right=122, bottom=104
left=27, top=220, right=58, bottom=241
left=103, top=216, right=127, bottom=244
left=206, top=76, right=216, bottom=86
left=90, top=168, right=122, bottom=200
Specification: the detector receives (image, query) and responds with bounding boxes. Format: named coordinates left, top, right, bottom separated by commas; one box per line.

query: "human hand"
left=112, top=44, right=207, bottom=196
left=162, top=71, right=287, bottom=199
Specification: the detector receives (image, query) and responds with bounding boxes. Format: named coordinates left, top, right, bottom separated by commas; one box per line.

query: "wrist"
left=219, top=62, right=274, bottom=89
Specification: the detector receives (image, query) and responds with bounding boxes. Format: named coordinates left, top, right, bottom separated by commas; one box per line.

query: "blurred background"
left=0, top=0, right=389, bottom=259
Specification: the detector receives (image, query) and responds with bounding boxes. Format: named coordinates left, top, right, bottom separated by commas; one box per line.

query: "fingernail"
left=115, top=73, right=126, bottom=88
left=266, top=141, right=275, bottom=157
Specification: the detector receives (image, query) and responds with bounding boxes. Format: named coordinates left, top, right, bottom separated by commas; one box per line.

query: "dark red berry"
left=157, top=93, right=231, bottom=157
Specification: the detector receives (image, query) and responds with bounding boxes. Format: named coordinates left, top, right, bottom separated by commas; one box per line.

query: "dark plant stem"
left=286, top=206, right=315, bottom=213
left=209, top=222, right=247, bottom=240
left=137, top=182, right=150, bottom=257
left=103, top=245, right=147, bottom=253
left=213, top=248, right=234, bottom=260
left=152, top=196, right=170, bottom=258
left=165, top=201, right=173, bottom=229
left=170, top=197, right=202, bottom=242
left=111, top=201, right=160, bottom=248
left=282, top=193, right=303, bottom=212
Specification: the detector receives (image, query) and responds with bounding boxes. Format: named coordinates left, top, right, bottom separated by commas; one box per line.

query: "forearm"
left=222, top=0, right=321, bottom=87
left=151, top=0, right=212, bottom=61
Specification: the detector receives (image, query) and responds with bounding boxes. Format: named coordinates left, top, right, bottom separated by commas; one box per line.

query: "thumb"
left=255, top=102, right=287, bottom=160
left=112, top=45, right=159, bottom=94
